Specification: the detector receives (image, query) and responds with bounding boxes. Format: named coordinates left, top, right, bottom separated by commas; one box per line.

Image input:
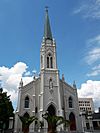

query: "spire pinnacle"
left=73, top=80, right=77, bottom=89
left=45, top=6, right=48, bottom=12
left=44, top=7, right=52, bottom=40
left=19, top=78, right=23, bottom=88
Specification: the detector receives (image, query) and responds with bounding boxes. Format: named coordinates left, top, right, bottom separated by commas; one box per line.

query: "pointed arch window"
left=50, top=57, right=53, bottom=68
left=47, top=53, right=53, bottom=68
left=69, top=96, right=73, bottom=108
left=23, top=112, right=29, bottom=118
left=24, top=96, right=29, bottom=108
left=47, top=57, right=49, bottom=68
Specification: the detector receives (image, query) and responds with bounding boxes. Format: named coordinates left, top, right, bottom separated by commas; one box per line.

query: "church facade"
left=14, top=9, right=81, bottom=132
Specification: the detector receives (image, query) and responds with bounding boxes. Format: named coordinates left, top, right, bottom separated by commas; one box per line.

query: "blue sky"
left=0, top=0, right=100, bottom=110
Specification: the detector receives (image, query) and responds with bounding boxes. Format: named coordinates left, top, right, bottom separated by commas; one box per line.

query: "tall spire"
left=44, top=7, right=52, bottom=40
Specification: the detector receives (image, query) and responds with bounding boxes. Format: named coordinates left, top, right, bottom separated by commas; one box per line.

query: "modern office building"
left=78, top=98, right=94, bottom=113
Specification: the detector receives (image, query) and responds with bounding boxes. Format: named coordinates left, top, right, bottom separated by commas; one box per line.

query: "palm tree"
left=18, top=114, right=37, bottom=133
left=42, top=112, right=69, bottom=133
left=39, top=120, right=44, bottom=129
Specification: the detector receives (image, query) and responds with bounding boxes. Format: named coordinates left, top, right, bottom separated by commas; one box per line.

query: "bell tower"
left=40, top=8, right=57, bottom=70
left=39, top=8, right=62, bottom=118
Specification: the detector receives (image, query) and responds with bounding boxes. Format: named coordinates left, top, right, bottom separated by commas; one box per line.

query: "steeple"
left=44, top=7, right=52, bottom=40
left=40, top=8, right=57, bottom=70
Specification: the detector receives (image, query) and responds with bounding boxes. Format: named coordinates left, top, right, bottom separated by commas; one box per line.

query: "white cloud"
left=84, top=35, right=100, bottom=76
left=24, top=71, right=31, bottom=76
left=78, top=80, right=100, bottom=110
left=23, top=76, right=33, bottom=86
left=85, top=35, right=100, bottom=65
left=83, top=35, right=100, bottom=77
left=32, top=69, right=37, bottom=74
left=87, top=64, right=100, bottom=76
left=73, top=4, right=87, bottom=14
left=92, top=64, right=100, bottom=70
left=85, top=48, right=100, bottom=65
left=73, top=0, right=100, bottom=19
left=87, top=35, right=100, bottom=46
left=0, top=62, right=33, bottom=110
left=87, top=69, right=100, bottom=76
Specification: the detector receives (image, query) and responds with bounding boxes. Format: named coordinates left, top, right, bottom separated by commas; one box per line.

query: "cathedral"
left=14, top=9, right=81, bottom=132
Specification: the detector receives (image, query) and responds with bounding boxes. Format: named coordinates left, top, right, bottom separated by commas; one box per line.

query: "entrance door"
left=47, top=104, right=56, bottom=116
left=47, top=104, right=56, bottom=132
left=69, top=112, right=76, bottom=131
left=22, top=112, right=30, bottom=132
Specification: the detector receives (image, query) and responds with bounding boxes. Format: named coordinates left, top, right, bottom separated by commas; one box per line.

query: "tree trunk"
left=48, top=123, right=56, bottom=133
left=23, top=127, right=29, bottom=133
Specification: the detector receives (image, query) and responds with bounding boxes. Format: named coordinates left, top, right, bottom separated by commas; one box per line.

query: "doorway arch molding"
left=46, top=102, right=57, bottom=115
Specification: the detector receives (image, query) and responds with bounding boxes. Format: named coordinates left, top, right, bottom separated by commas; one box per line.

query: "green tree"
left=39, top=120, right=44, bottom=129
left=0, top=88, right=14, bottom=130
left=19, top=114, right=37, bottom=133
left=42, top=112, right=70, bottom=133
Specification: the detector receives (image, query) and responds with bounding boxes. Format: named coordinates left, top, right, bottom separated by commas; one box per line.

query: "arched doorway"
left=69, top=112, right=76, bottom=131
left=22, top=112, right=30, bottom=132
left=23, top=112, right=29, bottom=118
left=47, top=104, right=56, bottom=116
left=47, top=104, right=56, bottom=132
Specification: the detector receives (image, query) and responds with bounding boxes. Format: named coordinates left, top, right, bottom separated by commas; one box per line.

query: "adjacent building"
left=92, top=108, right=100, bottom=130
left=78, top=98, right=94, bottom=113
left=78, top=98, right=100, bottom=132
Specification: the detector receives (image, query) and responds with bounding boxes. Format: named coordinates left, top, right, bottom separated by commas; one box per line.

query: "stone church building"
left=14, top=9, right=81, bottom=132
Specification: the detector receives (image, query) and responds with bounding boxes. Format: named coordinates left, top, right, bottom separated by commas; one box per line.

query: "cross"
left=45, top=6, right=49, bottom=12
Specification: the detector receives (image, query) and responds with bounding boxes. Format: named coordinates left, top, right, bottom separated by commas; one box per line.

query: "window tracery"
left=69, top=96, right=73, bottom=108
left=47, top=53, right=53, bottom=68
left=24, top=96, right=29, bottom=108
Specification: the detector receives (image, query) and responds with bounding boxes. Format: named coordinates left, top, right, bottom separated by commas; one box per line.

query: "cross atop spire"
left=44, top=7, right=53, bottom=40
left=45, top=6, right=49, bottom=12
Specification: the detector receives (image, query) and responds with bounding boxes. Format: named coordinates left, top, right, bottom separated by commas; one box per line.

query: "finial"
left=73, top=80, right=77, bottom=89
left=62, top=74, right=65, bottom=81
left=33, top=70, right=36, bottom=80
left=45, top=6, right=49, bottom=12
left=19, top=78, right=23, bottom=88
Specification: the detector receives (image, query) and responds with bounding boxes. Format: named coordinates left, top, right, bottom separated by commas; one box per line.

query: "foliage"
left=42, top=112, right=69, bottom=133
left=0, top=88, right=14, bottom=130
left=19, top=115, right=37, bottom=133
left=38, top=120, right=44, bottom=129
